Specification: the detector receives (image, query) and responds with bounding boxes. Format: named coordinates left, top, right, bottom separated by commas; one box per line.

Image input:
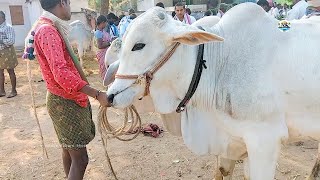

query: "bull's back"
left=272, top=18, right=320, bottom=113
left=211, top=6, right=320, bottom=119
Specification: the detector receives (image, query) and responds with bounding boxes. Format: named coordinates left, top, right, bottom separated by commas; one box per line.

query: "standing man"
left=26, top=0, right=110, bottom=179
left=118, top=8, right=136, bottom=38
left=0, top=11, right=18, bottom=98
left=105, top=13, right=119, bottom=40
left=173, top=3, right=196, bottom=24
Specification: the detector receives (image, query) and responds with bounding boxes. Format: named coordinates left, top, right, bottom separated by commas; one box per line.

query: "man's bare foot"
left=7, top=91, right=17, bottom=98
left=0, top=92, right=5, bottom=97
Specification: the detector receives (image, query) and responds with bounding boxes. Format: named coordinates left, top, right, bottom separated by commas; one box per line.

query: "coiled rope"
left=98, top=105, right=142, bottom=180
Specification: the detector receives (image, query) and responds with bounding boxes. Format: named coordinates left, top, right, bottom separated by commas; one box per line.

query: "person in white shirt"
left=173, top=2, right=196, bottom=25
left=271, top=3, right=280, bottom=18
left=287, top=0, right=309, bottom=20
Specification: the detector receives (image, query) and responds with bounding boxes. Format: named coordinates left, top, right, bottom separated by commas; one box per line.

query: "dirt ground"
left=0, top=54, right=319, bottom=180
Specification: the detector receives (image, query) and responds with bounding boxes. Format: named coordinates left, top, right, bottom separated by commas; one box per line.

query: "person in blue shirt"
left=118, top=9, right=136, bottom=39
left=105, top=13, right=119, bottom=40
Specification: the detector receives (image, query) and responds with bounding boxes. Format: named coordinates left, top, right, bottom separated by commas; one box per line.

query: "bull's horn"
left=157, top=12, right=166, bottom=20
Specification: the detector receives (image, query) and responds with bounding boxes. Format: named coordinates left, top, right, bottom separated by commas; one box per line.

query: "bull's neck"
left=169, top=36, right=225, bottom=111
left=168, top=44, right=204, bottom=106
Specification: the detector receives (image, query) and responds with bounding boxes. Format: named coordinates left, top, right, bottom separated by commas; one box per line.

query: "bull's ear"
left=172, top=30, right=224, bottom=45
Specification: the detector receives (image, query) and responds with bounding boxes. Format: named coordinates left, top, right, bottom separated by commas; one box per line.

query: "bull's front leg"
left=214, top=157, right=236, bottom=180
left=214, top=158, right=250, bottom=180
left=243, top=158, right=249, bottom=180
left=243, top=115, right=287, bottom=180
left=308, top=143, right=320, bottom=180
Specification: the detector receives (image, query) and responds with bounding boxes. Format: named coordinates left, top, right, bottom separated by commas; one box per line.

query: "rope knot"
left=136, top=74, right=147, bottom=85
left=145, top=71, right=153, bottom=81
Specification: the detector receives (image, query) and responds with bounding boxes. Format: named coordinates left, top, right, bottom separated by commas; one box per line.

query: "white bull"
left=68, top=20, right=93, bottom=67
left=107, top=3, right=320, bottom=179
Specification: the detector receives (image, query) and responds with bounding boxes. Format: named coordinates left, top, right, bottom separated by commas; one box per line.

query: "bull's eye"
left=132, top=43, right=145, bottom=51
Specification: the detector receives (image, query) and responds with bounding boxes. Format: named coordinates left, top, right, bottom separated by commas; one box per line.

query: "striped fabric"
left=0, top=22, right=15, bottom=51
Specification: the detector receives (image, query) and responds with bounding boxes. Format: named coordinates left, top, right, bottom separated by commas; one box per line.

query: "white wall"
left=26, top=0, right=42, bottom=26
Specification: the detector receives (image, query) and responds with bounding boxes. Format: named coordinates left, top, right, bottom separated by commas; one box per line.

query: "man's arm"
left=37, top=26, right=110, bottom=106
left=95, top=30, right=110, bottom=49
left=80, top=85, right=109, bottom=106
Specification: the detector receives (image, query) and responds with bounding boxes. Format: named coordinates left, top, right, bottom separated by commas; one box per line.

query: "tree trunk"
left=100, top=0, right=109, bottom=16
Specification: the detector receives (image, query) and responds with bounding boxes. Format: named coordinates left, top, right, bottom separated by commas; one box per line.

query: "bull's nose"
left=107, top=94, right=115, bottom=104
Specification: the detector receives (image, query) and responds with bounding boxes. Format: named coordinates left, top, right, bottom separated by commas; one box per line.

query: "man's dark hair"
left=119, top=14, right=125, bottom=21
left=156, top=2, right=165, bottom=8
left=107, top=13, right=117, bottom=20
left=0, top=11, right=5, bottom=20
left=40, top=0, right=67, bottom=11
left=175, top=2, right=185, bottom=9
left=171, top=11, right=176, bottom=17
left=129, top=13, right=137, bottom=20
left=211, top=9, right=217, bottom=15
left=204, top=10, right=212, bottom=16
left=96, top=15, right=107, bottom=25
left=128, top=8, right=135, bottom=15
left=257, top=0, right=270, bottom=7
left=185, top=8, right=191, bottom=15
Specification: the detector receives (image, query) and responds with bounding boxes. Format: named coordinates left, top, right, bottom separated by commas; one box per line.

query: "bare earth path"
left=0, top=55, right=318, bottom=180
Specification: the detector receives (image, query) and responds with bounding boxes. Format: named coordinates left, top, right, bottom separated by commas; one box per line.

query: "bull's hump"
left=222, top=3, right=267, bottom=23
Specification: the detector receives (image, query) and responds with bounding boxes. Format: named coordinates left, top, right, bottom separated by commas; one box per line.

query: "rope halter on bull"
left=115, top=42, right=181, bottom=98
left=115, top=27, right=207, bottom=113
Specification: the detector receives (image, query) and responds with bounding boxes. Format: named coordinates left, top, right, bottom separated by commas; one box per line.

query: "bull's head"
left=107, top=7, right=223, bottom=114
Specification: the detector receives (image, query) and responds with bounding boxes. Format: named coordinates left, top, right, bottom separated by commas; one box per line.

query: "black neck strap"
left=176, top=26, right=207, bottom=113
